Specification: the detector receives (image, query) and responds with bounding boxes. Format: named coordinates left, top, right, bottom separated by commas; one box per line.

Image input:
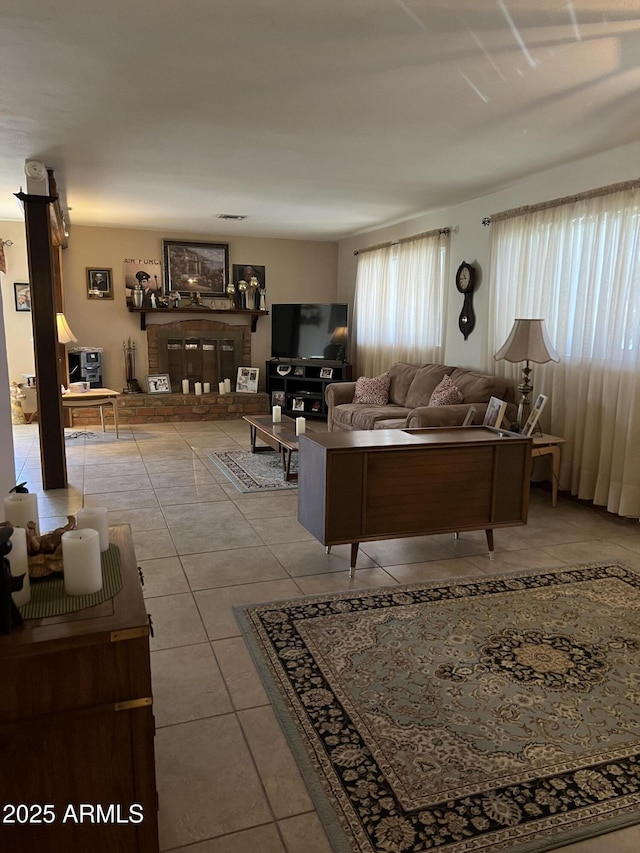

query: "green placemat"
left=19, top=544, right=123, bottom=619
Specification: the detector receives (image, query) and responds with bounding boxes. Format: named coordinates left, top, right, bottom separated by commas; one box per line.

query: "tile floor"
left=11, top=420, right=640, bottom=853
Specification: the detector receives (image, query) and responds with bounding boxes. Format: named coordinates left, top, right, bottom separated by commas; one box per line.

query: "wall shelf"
left=128, top=306, right=268, bottom=332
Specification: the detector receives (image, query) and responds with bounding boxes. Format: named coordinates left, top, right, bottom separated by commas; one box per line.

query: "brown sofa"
left=326, top=362, right=516, bottom=432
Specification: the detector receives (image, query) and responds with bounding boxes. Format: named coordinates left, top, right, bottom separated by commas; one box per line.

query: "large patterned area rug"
left=208, top=450, right=297, bottom=492
left=237, top=562, right=640, bottom=853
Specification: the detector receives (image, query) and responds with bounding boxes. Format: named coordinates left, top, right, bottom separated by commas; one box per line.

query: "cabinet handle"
left=138, top=566, right=145, bottom=586
left=148, top=613, right=154, bottom=638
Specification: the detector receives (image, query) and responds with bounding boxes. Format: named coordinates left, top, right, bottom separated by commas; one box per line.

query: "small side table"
left=531, top=433, right=565, bottom=507
left=62, top=388, right=120, bottom=438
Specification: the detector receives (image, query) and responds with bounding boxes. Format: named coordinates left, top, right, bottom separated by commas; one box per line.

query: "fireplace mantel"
left=129, top=306, right=268, bottom=331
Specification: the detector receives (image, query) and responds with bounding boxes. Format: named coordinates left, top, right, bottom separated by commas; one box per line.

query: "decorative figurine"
left=226, top=282, right=236, bottom=308
left=191, top=291, right=202, bottom=306
left=25, top=515, right=76, bottom=578
left=171, top=291, right=181, bottom=308
left=0, top=523, right=24, bottom=634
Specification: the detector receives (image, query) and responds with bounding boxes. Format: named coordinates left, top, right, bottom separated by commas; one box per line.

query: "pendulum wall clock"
left=455, top=261, right=476, bottom=340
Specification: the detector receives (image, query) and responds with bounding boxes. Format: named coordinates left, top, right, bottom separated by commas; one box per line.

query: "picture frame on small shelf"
left=320, top=367, right=333, bottom=379
left=522, top=394, right=548, bottom=437
left=271, top=390, right=286, bottom=407
left=292, top=398, right=305, bottom=412
left=146, top=374, right=172, bottom=394
left=236, top=367, right=259, bottom=393
left=294, top=366, right=304, bottom=376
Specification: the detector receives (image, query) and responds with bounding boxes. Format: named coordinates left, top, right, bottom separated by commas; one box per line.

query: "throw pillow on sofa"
left=353, top=374, right=390, bottom=405
left=429, top=374, right=463, bottom=406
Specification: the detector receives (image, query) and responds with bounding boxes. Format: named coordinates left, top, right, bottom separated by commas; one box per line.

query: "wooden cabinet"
left=266, top=359, right=352, bottom=419
left=298, top=426, right=531, bottom=575
left=0, top=525, right=158, bottom=853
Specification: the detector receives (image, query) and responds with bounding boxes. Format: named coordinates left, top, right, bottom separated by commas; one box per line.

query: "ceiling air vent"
left=217, top=214, right=247, bottom=221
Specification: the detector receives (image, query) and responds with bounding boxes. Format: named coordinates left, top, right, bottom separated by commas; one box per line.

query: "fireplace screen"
left=159, top=333, right=242, bottom=390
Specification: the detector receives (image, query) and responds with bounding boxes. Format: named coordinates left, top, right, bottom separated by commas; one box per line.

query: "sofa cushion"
left=448, top=368, right=513, bottom=403
left=429, top=374, right=464, bottom=406
left=387, top=363, right=421, bottom=406
left=353, top=373, right=390, bottom=405
left=331, top=403, right=410, bottom=431
left=404, top=364, right=452, bottom=408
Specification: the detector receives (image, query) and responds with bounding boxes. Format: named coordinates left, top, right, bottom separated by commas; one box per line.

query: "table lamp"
left=494, top=318, right=559, bottom=428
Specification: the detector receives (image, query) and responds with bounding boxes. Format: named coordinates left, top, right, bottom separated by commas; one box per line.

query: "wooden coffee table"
left=243, top=414, right=316, bottom=481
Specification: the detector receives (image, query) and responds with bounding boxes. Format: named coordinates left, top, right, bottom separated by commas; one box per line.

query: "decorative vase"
left=132, top=285, right=143, bottom=308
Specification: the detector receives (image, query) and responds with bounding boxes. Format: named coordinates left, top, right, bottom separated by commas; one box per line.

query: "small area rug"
left=208, top=450, right=297, bottom=492
left=237, top=562, right=640, bottom=853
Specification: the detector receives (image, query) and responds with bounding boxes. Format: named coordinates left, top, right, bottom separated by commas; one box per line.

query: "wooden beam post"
left=15, top=191, right=68, bottom=490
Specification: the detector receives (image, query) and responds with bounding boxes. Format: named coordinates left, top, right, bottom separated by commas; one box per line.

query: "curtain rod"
left=482, top=177, right=640, bottom=225
left=354, top=227, right=452, bottom=256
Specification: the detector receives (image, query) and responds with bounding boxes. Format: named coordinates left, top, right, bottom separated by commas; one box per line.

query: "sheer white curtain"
left=353, top=231, right=449, bottom=377
left=488, top=185, right=640, bottom=517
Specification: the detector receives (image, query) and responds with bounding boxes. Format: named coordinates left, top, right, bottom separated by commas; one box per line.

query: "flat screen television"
left=271, top=303, right=349, bottom=362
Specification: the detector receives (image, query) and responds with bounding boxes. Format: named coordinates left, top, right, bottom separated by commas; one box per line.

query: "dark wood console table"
left=0, top=524, right=158, bottom=852
left=298, top=426, right=531, bottom=577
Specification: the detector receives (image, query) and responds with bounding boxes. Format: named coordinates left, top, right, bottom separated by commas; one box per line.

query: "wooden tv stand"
left=298, top=427, right=531, bottom=576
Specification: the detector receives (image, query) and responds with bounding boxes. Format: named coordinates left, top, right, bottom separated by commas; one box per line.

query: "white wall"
left=337, top=140, right=640, bottom=374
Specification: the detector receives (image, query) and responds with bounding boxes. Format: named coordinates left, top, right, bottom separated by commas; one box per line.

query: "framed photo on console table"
left=522, top=394, right=548, bottom=437
left=163, top=239, right=229, bottom=296
left=320, top=367, right=334, bottom=379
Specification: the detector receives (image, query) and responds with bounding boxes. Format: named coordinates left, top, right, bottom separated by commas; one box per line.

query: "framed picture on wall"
left=13, top=282, right=31, bottom=311
left=86, top=268, right=113, bottom=299
left=163, top=240, right=229, bottom=296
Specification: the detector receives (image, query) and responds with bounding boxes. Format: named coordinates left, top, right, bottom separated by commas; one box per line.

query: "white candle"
left=218, top=381, right=225, bottom=394
left=182, top=379, right=189, bottom=394
left=203, top=382, right=211, bottom=393
left=224, top=378, right=231, bottom=393
left=76, top=507, right=110, bottom=553
left=272, top=405, right=282, bottom=423
left=3, top=492, right=39, bottom=534
left=62, top=529, right=102, bottom=596
left=9, top=527, right=30, bottom=607
left=296, top=417, right=306, bottom=435
left=194, top=382, right=202, bottom=395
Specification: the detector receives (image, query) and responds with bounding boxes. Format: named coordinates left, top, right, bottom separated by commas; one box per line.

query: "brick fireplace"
left=67, top=318, right=268, bottom=426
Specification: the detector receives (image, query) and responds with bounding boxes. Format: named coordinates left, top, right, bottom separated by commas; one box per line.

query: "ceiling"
left=1, top=1, right=639, bottom=241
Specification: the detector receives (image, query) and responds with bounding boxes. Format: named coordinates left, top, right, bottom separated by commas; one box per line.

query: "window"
left=353, top=230, right=449, bottom=377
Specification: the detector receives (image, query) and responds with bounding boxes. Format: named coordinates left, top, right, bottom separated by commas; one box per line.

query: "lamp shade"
left=494, top=319, right=560, bottom=364
left=56, top=312, right=77, bottom=344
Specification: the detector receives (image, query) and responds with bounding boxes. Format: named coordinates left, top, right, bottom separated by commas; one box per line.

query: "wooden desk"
left=531, top=433, right=565, bottom=507
left=0, top=525, right=158, bottom=852
left=62, top=387, right=120, bottom=437
left=298, top=426, right=532, bottom=577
